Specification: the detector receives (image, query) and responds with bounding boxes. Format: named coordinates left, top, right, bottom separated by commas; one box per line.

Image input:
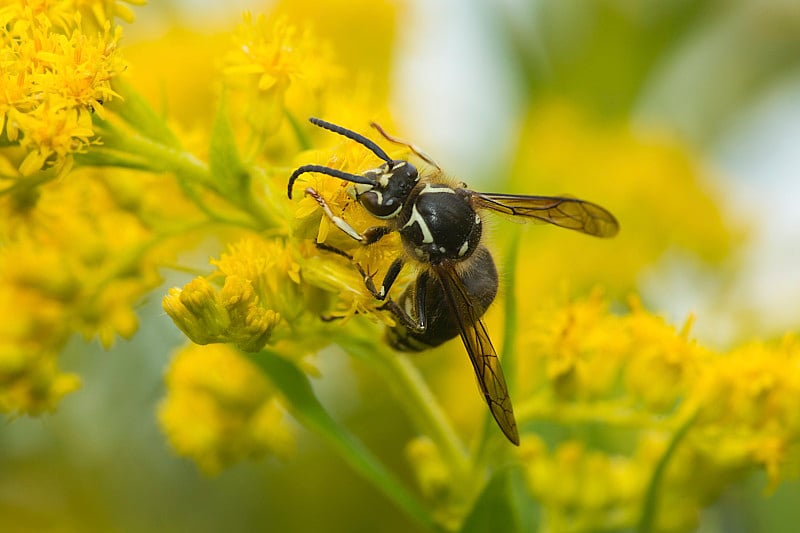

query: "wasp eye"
left=361, top=192, right=399, bottom=218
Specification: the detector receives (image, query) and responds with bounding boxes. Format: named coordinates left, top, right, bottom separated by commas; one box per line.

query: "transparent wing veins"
left=433, top=264, right=519, bottom=445
left=471, top=191, right=619, bottom=238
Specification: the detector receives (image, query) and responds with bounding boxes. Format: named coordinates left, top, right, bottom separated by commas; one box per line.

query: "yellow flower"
left=405, top=436, right=463, bottom=530
left=687, top=335, right=800, bottom=490
left=511, top=290, right=800, bottom=532
left=0, top=3, right=127, bottom=174
left=0, top=164, right=188, bottom=412
left=522, top=436, right=645, bottom=533
left=158, top=343, right=294, bottom=475
left=163, top=228, right=402, bottom=359
left=0, top=286, right=81, bottom=415
left=224, top=13, right=338, bottom=93
left=271, top=0, right=399, bottom=98
left=223, top=12, right=342, bottom=144
left=163, top=275, right=281, bottom=354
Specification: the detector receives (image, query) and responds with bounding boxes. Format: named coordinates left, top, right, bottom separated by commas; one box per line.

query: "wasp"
left=288, top=118, right=619, bottom=445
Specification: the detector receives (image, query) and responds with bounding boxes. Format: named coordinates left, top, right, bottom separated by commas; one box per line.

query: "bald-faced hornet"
left=289, top=118, right=619, bottom=445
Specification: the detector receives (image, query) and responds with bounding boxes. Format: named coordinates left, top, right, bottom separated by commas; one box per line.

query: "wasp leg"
left=369, top=257, right=403, bottom=300
left=379, top=270, right=428, bottom=334
left=362, top=225, right=393, bottom=244
left=305, top=188, right=393, bottom=245
left=314, top=242, right=403, bottom=301
left=315, top=241, right=354, bottom=260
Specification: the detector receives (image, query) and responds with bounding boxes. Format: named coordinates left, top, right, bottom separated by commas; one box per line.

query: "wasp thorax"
left=355, top=160, right=419, bottom=219
left=400, top=185, right=482, bottom=265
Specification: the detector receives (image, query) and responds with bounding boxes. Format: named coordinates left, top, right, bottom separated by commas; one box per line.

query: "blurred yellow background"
left=2, top=0, right=800, bottom=532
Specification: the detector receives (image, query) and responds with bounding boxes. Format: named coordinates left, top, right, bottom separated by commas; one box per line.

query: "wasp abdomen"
left=386, top=246, right=498, bottom=351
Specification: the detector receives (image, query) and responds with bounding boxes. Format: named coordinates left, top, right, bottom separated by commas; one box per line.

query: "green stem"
left=386, top=351, right=472, bottom=480
left=285, top=109, right=311, bottom=151
left=94, top=123, right=280, bottom=230
left=637, top=411, right=698, bottom=533
left=344, top=325, right=471, bottom=483
left=104, top=128, right=218, bottom=191
left=253, top=351, right=440, bottom=532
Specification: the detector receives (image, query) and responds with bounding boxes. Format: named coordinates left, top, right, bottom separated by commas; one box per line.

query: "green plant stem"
left=385, top=351, right=472, bottom=480
left=638, top=411, right=698, bottom=533
left=344, top=326, right=471, bottom=483
left=254, top=351, right=440, bottom=532
left=107, top=128, right=216, bottom=189
left=97, top=124, right=280, bottom=229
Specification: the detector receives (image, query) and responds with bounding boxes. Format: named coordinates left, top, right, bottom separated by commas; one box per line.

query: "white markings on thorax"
left=403, top=183, right=456, bottom=243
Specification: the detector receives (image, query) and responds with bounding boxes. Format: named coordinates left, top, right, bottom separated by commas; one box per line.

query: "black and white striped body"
left=396, top=183, right=483, bottom=265
left=288, top=117, right=619, bottom=446
left=345, top=163, right=493, bottom=351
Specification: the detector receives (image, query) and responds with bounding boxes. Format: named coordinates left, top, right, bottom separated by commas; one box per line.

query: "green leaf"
left=74, top=147, right=156, bottom=171
left=460, top=466, right=538, bottom=533
left=209, top=94, right=250, bottom=198
left=251, top=351, right=439, bottom=532
left=107, top=80, right=182, bottom=148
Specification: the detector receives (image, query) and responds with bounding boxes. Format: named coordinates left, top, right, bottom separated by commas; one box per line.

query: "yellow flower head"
left=0, top=285, right=81, bottom=415
left=224, top=12, right=338, bottom=93
left=158, top=343, right=294, bottom=475
left=405, top=436, right=463, bottom=530
left=0, top=2, right=128, bottom=174
left=688, top=336, right=800, bottom=489
left=522, top=437, right=645, bottom=532
left=223, top=13, right=342, bottom=143
left=0, top=165, right=179, bottom=413
left=163, top=275, right=282, bottom=354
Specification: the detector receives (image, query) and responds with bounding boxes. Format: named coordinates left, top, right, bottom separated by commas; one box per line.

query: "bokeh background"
left=2, top=0, right=800, bottom=531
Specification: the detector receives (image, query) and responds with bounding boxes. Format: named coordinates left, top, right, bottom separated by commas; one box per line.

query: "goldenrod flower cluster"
left=511, top=294, right=800, bottom=532
left=0, top=2, right=158, bottom=414
left=2, top=3, right=799, bottom=532
left=158, top=343, right=294, bottom=475
left=0, top=1, right=137, bottom=176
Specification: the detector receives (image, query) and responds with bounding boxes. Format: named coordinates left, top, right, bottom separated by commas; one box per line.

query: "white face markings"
left=379, top=161, right=407, bottom=187
left=352, top=182, right=372, bottom=196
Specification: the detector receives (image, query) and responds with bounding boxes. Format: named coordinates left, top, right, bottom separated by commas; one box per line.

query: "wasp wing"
left=471, top=192, right=619, bottom=238
left=432, top=263, right=520, bottom=445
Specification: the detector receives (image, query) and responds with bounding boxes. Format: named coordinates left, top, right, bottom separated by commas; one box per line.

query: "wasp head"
left=351, top=160, right=419, bottom=219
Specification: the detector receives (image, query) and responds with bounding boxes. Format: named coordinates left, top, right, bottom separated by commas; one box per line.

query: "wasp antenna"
left=370, top=121, right=441, bottom=171
left=309, top=117, right=393, bottom=163
left=288, top=164, right=377, bottom=199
